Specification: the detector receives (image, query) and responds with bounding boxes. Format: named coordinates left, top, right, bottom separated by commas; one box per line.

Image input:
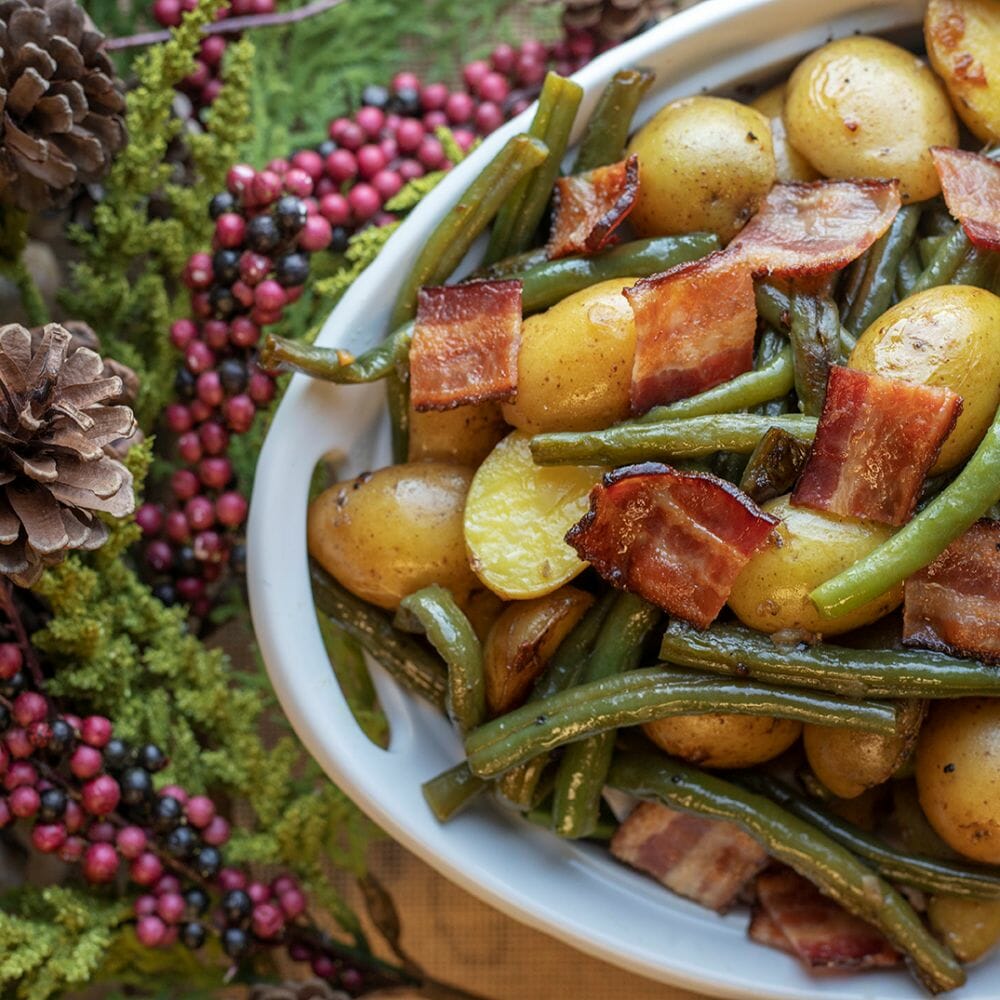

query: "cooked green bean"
left=659, top=621, right=1000, bottom=699
left=422, top=761, right=487, bottom=821
left=389, top=132, right=548, bottom=327
left=911, top=225, right=971, bottom=294
left=526, top=807, right=617, bottom=840
left=919, top=234, right=946, bottom=269
left=551, top=594, right=660, bottom=838
left=738, top=426, right=810, bottom=504
left=572, top=68, right=655, bottom=173
left=607, top=753, right=965, bottom=994
left=788, top=292, right=840, bottom=415
left=399, top=585, right=484, bottom=733
left=838, top=252, right=869, bottom=320
left=953, top=246, right=1000, bottom=289
left=896, top=246, right=921, bottom=299
left=738, top=773, right=1000, bottom=899
left=464, top=669, right=899, bottom=778
left=637, top=344, right=793, bottom=423
left=386, top=375, right=409, bottom=463
left=310, top=562, right=447, bottom=709
left=529, top=413, right=817, bottom=466
left=473, top=247, right=550, bottom=281
left=260, top=327, right=411, bottom=383
left=811, top=401, right=1000, bottom=618
left=486, top=73, right=583, bottom=263
left=755, top=282, right=854, bottom=358
left=845, top=204, right=921, bottom=335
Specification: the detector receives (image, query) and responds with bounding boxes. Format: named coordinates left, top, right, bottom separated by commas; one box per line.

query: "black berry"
left=360, top=83, right=389, bottom=109
left=209, top=285, right=237, bottom=319
left=153, top=794, right=183, bottom=831
left=181, top=920, right=206, bottom=949
left=165, top=823, right=198, bottom=858
left=274, top=252, right=309, bottom=287
left=152, top=583, right=177, bottom=607
left=209, top=191, right=237, bottom=219
left=139, top=743, right=168, bottom=773
left=388, top=86, right=420, bottom=116
left=274, top=195, right=307, bottom=235
left=174, top=367, right=197, bottom=401
left=222, top=888, right=252, bottom=925
left=184, top=886, right=210, bottom=917
left=229, top=542, right=247, bottom=575
left=192, top=845, right=222, bottom=879
left=246, top=214, right=280, bottom=253
left=102, top=737, right=130, bottom=771
left=212, top=249, right=241, bottom=286
left=329, top=226, right=349, bottom=254
left=217, top=359, right=248, bottom=396
left=120, top=766, right=154, bottom=806
left=317, top=139, right=335, bottom=158
left=38, top=787, right=67, bottom=822
left=174, top=546, right=198, bottom=576
left=222, top=926, right=249, bottom=958
left=0, top=671, right=26, bottom=698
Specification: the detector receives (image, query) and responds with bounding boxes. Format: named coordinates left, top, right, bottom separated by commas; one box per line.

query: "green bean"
left=464, top=669, right=899, bottom=778
left=260, top=327, right=411, bottom=384
left=390, top=132, right=549, bottom=327
left=918, top=234, right=946, bottom=269
left=310, top=562, right=447, bottom=710
left=551, top=594, right=661, bottom=839
left=838, top=252, right=869, bottom=320
left=911, top=225, right=971, bottom=294
left=922, top=204, right=956, bottom=236
left=788, top=291, right=840, bottom=415
left=811, top=401, right=1000, bottom=619
left=896, top=246, right=921, bottom=299
left=953, top=246, right=1000, bottom=289
left=659, top=620, right=1000, bottom=699
left=738, top=773, right=1000, bottom=899
left=572, top=68, right=655, bottom=173
left=607, top=753, right=965, bottom=994
left=472, top=247, right=550, bottom=281
left=637, top=344, right=793, bottom=423
left=845, top=204, right=921, bottom=335
left=422, top=761, right=487, bottom=821
left=529, top=413, right=817, bottom=466
left=738, top=425, right=810, bottom=504
left=526, top=807, right=617, bottom=840
left=755, top=282, right=855, bottom=358
left=485, top=73, right=583, bottom=263
left=399, top=585, right=484, bottom=734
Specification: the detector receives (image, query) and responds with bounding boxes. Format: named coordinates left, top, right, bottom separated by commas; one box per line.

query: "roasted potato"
left=727, top=495, right=903, bottom=637
left=926, top=0, right=1000, bottom=144
left=464, top=431, right=603, bottom=599
left=408, top=399, right=508, bottom=466
left=927, top=896, right=1000, bottom=962
left=916, top=699, right=1000, bottom=863
left=308, top=462, right=477, bottom=610
left=784, top=35, right=959, bottom=201
left=643, top=713, right=801, bottom=769
left=502, top=278, right=639, bottom=435
left=750, top=84, right=819, bottom=182
left=626, top=95, right=776, bottom=243
left=849, top=285, right=1000, bottom=471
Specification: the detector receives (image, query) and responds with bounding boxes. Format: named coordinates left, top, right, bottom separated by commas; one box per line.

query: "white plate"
left=248, top=2, right=991, bottom=996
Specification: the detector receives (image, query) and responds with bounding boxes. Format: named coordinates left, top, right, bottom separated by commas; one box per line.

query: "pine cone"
left=0, top=322, right=135, bottom=585
left=248, top=980, right=351, bottom=1000
left=0, top=0, right=126, bottom=213
left=561, top=0, right=686, bottom=41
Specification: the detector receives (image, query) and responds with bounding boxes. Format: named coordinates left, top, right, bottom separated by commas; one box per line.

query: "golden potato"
left=502, top=278, right=638, bottom=434
left=727, top=495, right=902, bottom=637
left=927, top=896, right=1000, bottom=962
left=464, top=431, right=603, bottom=599
left=750, top=84, right=819, bottom=182
left=626, top=96, right=776, bottom=243
left=407, top=398, right=507, bottom=465
left=308, top=462, right=477, bottom=610
left=926, top=0, right=1000, bottom=144
left=917, top=699, right=1000, bottom=863
left=804, top=700, right=925, bottom=799
left=643, top=713, right=801, bottom=770
left=849, top=285, right=1000, bottom=471
left=784, top=36, right=959, bottom=201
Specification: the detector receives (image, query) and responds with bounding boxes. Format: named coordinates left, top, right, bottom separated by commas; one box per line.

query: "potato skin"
left=784, top=35, right=958, bottom=201
left=751, top=84, right=819, bottom=182
left=643, top=713, right=801, bottom=769
left=849, top=285, right=1000, bottom=471
left=727, top=495, right=902, bottom=637
left=917, top=699, right=1000, bottom=863
left=407, top=398, right=507, bottom=465
left=308, top=462, right=477, bottom=610
left=925, top=0, right=1000, bottom=144
left=502, top=278, right=638, bottom=435
left=927, top=896, right=1000, bottom=962
left=626, top=96, right=776, bottom=243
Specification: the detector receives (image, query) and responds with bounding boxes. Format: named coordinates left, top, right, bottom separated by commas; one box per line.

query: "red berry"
left=568, top=29, right=596, bottom=60
left=198, top=421, right=230, bottom=456
left=177, top=431, right=202, bottom=465
left=170, top=319, right=198, bottom=350
left=0, top=744, right=7, bottom=777
left=134, top=894, right=157, bottom=917
left=171, top=469, right=200, bottom=501
left=194, top=531, right=223, bottom=562
left=216, top=491, right=249, bottom=527
left=251, top=169, right=283, bottom=207
left=190, top=291, right=212, bottom=320
left=396, top=118, right=424, bottom=153
left=137, top=914, right=167, bottom=947
left=13, top=691, right=47, bottom=728
left=252, top=0, right=275, bottom=13
left=284, top=167, right=314, bottom=198
left=279, top=888, right=306, bottom=918
left=247, top=881, right=271, bottom=904
left=299, top=214, right=333, bottom=251
left=130, top=851, right=164, bottom=886
left=371, top=170, right=403, bottom=202
left=398, top=159, right=425, bottom=182
left=176, top=577, right=204, bottom=603
left=423, top=109, right=448, bottom=130
left=164, top=403, right=193, bottom=434
left=291, top=149, right=324, bottom=180
left=198, top=456, right=232, bottom=490
left=83, top=842, right=119, bottom=884
left=318, top=193, right=350, bottom=226
left=338, top=121, right=365, bottom=151
left=417, top=136, right=446, bottom=169
left=520, top=39, right=547, bottom=61
left=202, top=319, right=230, bottom=351
left=88, top=820, right=116, bottom=842
left=164, top=511, right=190, bottom=543
left=64, top=799, right=83, bottom=833
left=0, top=799, right=11, bottom=829
left=356, top=105, right=385, bottom=137
left=59, top=835, right=85, bottom=862
left=184, top=253, right=213, bottom=290
left=324, top=148, right=357, bottom=184
left=117, top=825, right=148, bottom=859
left=196, top=371, right=224, bottom=407
left=10, top=785, right=40, bottom=818
left=356, top=143, right=386, bottom=179
left=82, top=774, right=121, bottom=816
left=157, top=891, right=186, bottom=924
left=4, top=727, right=30, bottom=759
left=201, top=78, right=223, bottom=105
left=185, top=341, right=216, bottom=374
left=272, top=875, right=297, bottom=897
left=462, top=59, right=490, bottom=91
left=203, top=815, right=231, bottom=846
left=4, top=760, right=36, bottom=789
left=152, top=0, right=182, bottom=26
left=0, top=643, right=21, bottom=680
left=491, top=42, right=517, bottom=73
left=185, top=496, right=215, bottom=533
left=453, top=128, right=476, bottom=152
left=475, top=101, right=504, bottom=135
left=254, top=279, right=286, bottom=312
left=252, top=902, right=284, bottom=939
left=340, top=968, right=364, bottom=993
left=154, top=874, right=181, bottom=897
left=229, top=317, right=260, bottom=349
left=311, top=954, right=336, bottom=979
left=239, top=251, right=271, bottom=285
left=199, top=34, right=227, bottom=67
left=421, top=82, right=449, bottom=110
left=69, top=745, right=103, bottom=779
left=32, top=822, right=67, bottom=853
left=218, top=866, right=245, bottom=890
left=477, top=71, right=509, bottom=103
left=231, top=280, right=255, bottom=308
left=146, top=540, right=173, bottom=573
left=248, top=371, right=276, bottom=405
left=136, top=503, right=164, bottom=537
left=328, top=116, right=351, bottom=142
left=445, top=91, right=474, bottom=124
left=516, top=52, right=546, bottom=86
left=392, top=70, right=421, bottom=92
left=80, top=716, right=112, bottom=748
left=27, top=721, right=50, bottom=749
left=346, top=183, right=380, bottom=223
left=160, top=784, right=189, bottom=805
left=188, top=399, right=213, bottom=423
left=215, top=212, right=246, bottom=248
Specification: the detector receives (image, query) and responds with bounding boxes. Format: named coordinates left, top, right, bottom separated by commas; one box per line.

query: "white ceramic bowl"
left=248, top=2, right=991, bottom=996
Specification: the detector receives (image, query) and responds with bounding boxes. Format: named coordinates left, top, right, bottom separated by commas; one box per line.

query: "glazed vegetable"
left=422, top=761, right=487, bottom=821
left=910, top=225, right=972, bottom=293
left=551, top=593, right=660, bottom=838
left=738, top=773, right=1000, bottom=900
left=896, top=247, right=922, bottom=297
left=643, top=713, right=801, bottom=770
left=310, top=562, right=447, bottom=710
left=658, top=621, right=1000, bottom=699
left=529, top=413, right=817, bottom=466
left=754, top=282, right=854, bottom=358
left=389, top=132, right=549, bottom=328
left=464, top=669, right=900, bottom=779
left=738, top=426, right=810, bottom=505
left=573, top=68, right=655, bottom=173
left=260, top=325, right=409, bottom=384
left=610, top=753, right=965, bottom=993
left=398, top=585, right=485, bottom=734
left=787, top=292, right=840, bottom=416
left=809, top=401, right=1000, bottom=619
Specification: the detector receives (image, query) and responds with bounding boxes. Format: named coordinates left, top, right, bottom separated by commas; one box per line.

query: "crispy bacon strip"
left=754, top=867, right=900, bottom=969
left=728, top=179, right=901, bottom=278
left=547, top=154, right=639, bottom=260
left=904, top=519, right=1000, bottom=664
left=792, top=367, right=962, bottom=527
left=611, top=801, right=769, bottom=913
left=748, top=907, right=796, bottom=955
left=625, top=250, right=756, bottom=413
left=931, top=147, right=1000, bottom=251
left=566, top=463, right=777, bottom=628
left=409, top=280, right=521, bottom=411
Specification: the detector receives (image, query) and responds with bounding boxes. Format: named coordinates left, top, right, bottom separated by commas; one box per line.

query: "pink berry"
left=338, top=121, right=365, bottom=151
left=177, top=431, right=202, bottom=465
left=196, top=371, right=224, bottom=407
left=64, top=799, right=83, bottom=833
left=520, top=39, right=547, bottom=61
left=311, top=955, right=336, bottom=979
left=199, top=34, right=227, bottom=67
left=250, top=169, right=283, bottom=207
left=134, top=894, right=158, bottom=917
left=396, top=118, right=424, bottom=153
left=215, top=212, right=246, bottom=248
left=252, top=0, right=275, bottom=13
left=516, top=52, right=546, bottom=87
left=216, top=491, right=249, bottom=527
left=298, top=214, right=332, bottom=251
left=130, top=851, right=164, bottom=886
left=462, top=59, right=490, bottom=91
left=164, top=511, right=190, bottom=543
left=288, top=941, right=312, bottom=962
left=371, top=170, right=403, bottom=201
left=475, top=102, right=504, bottom=135
left=0, top=643, right=22, bottom=680
left=182, top=59, right=209, bottom=91
left=279, top=888, right=306, bottom=919
left=170, top=319, right=198, bottom=350
left=13, top=691, right=47, bottom=728
left=324, top=148, right=357, bottom=183
left=117, top=825, right=148, bottom=859
left=203, top=815, right=231, bottom=847
left=157, top=891, right=186, bottom=924
left=80, top=716, right=112, bottom=748
left=319, top=193, right=350, bottom=226
left=291, top=149, right=324, bottom=180
left=171, top=469, right=200, bottom=501
left=152, top=0, right=182, bottom=26
left=284, top=167, right=313, bottom=198
left=176, top=577, right=204, bottom=603
left=202, top=319, right=230, bottom=351
left=59, top=835, right=85, bottom=862
left=185, top=496, right=215, bottom=533
left=185, top=794, right=215, bottom=828
left=194, top=530, right=223, bottom=562
left=398, top=159, right=425, bottom=182
left=69, top=745, right=103, bottom=779
left=445, top=91, right=474, bottom=124
left=63, top=714, right=82, bottom=734
left=191, top=291, right=212, bottom=320
left=188, top=399, right=212, bottom=423
left=201, top=78, right=223, bottom=105
left=199, top=421, right=230, bottom=455
left=421, top=82, right=449, bottom=110
left=491, top=42, right=517, bottom=73
left=252, top=902, right=284, bottom=939
left=88, top=820, right=116, bottom=843
left=248, top=371, right=276, bottom=405
left=392, top=70, right=420, bottom=92
left=32, top=822, right=67, bottom=853
left=568, top=30, right=595, bottom=60
left=417, top=136, right=446, bottom=169
left=347, top=183, right=380, bottom=222
left=164, top=403, right=193, bottom=434
left=247, top=881, right=271, bottom=904
left=218, top=866, right=245, bottom=891
left=82, top=775, right=121, bottom=816
left=159, top=785, right=188, bottom=806
left=229, top=317, right=260, bottom=349
left=154, top=874, right=181, bottom=897
left=27, top=721, right=50, bottom=749
left=231, top=280, right=254, bottom=308
left=254, top=279, right=286, bottom=312
left=314, top=177, right=335, bottom=198
left=185, top=340, right=215, bottom=374
left=198, top=457, right=232, bottom=490
left=453, top=128, right=476, bottom=151
left=272, top=875, right=298, bottom=897
left=356, top=144, right=386, bottom=179
left=477, top=71, right=509, bottom=103
left=423, top=109, right=448, bottom=130
left=356, top=105, right=385, bottom=137
left=185, top=252, right=213, bottom=290
left=83, top=842, right=119, bottom=884
left=0, top=798, right=11, bottom=828
left=9, top=785, right=39, bottom=818
left=239, top=251, right=271, bottom=285
left=136, top=503, right=164, bottom=537
left=137, top=914, right=167, bottom=948
left=4, top=727, right=30, bottom=759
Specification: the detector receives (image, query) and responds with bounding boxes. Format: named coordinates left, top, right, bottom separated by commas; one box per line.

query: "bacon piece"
left=748, top=907, right=795, bottom=955
left=904, top=519, right=1000, bottom=664
left=729, top=179, right=901, bottom=278
left=409, top=280, right=521, bottom=412
left=625, top=250, right=756, bottom=413
left=792, top=367, right=962, bottom=527
left=566, top=463, right=777, bottom=628
left=611, top=801, right=769, bottom=913
left=754, top=867, right=900, bottom=969
left=931, top=146, right=1000, bottom=251
left=547, top=154, right=639, bottom=260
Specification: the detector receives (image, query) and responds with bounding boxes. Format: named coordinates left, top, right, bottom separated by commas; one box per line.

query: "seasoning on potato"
left=643, top=713, right=801, bottom=769
left=750, top=84, right=819, bottom=182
